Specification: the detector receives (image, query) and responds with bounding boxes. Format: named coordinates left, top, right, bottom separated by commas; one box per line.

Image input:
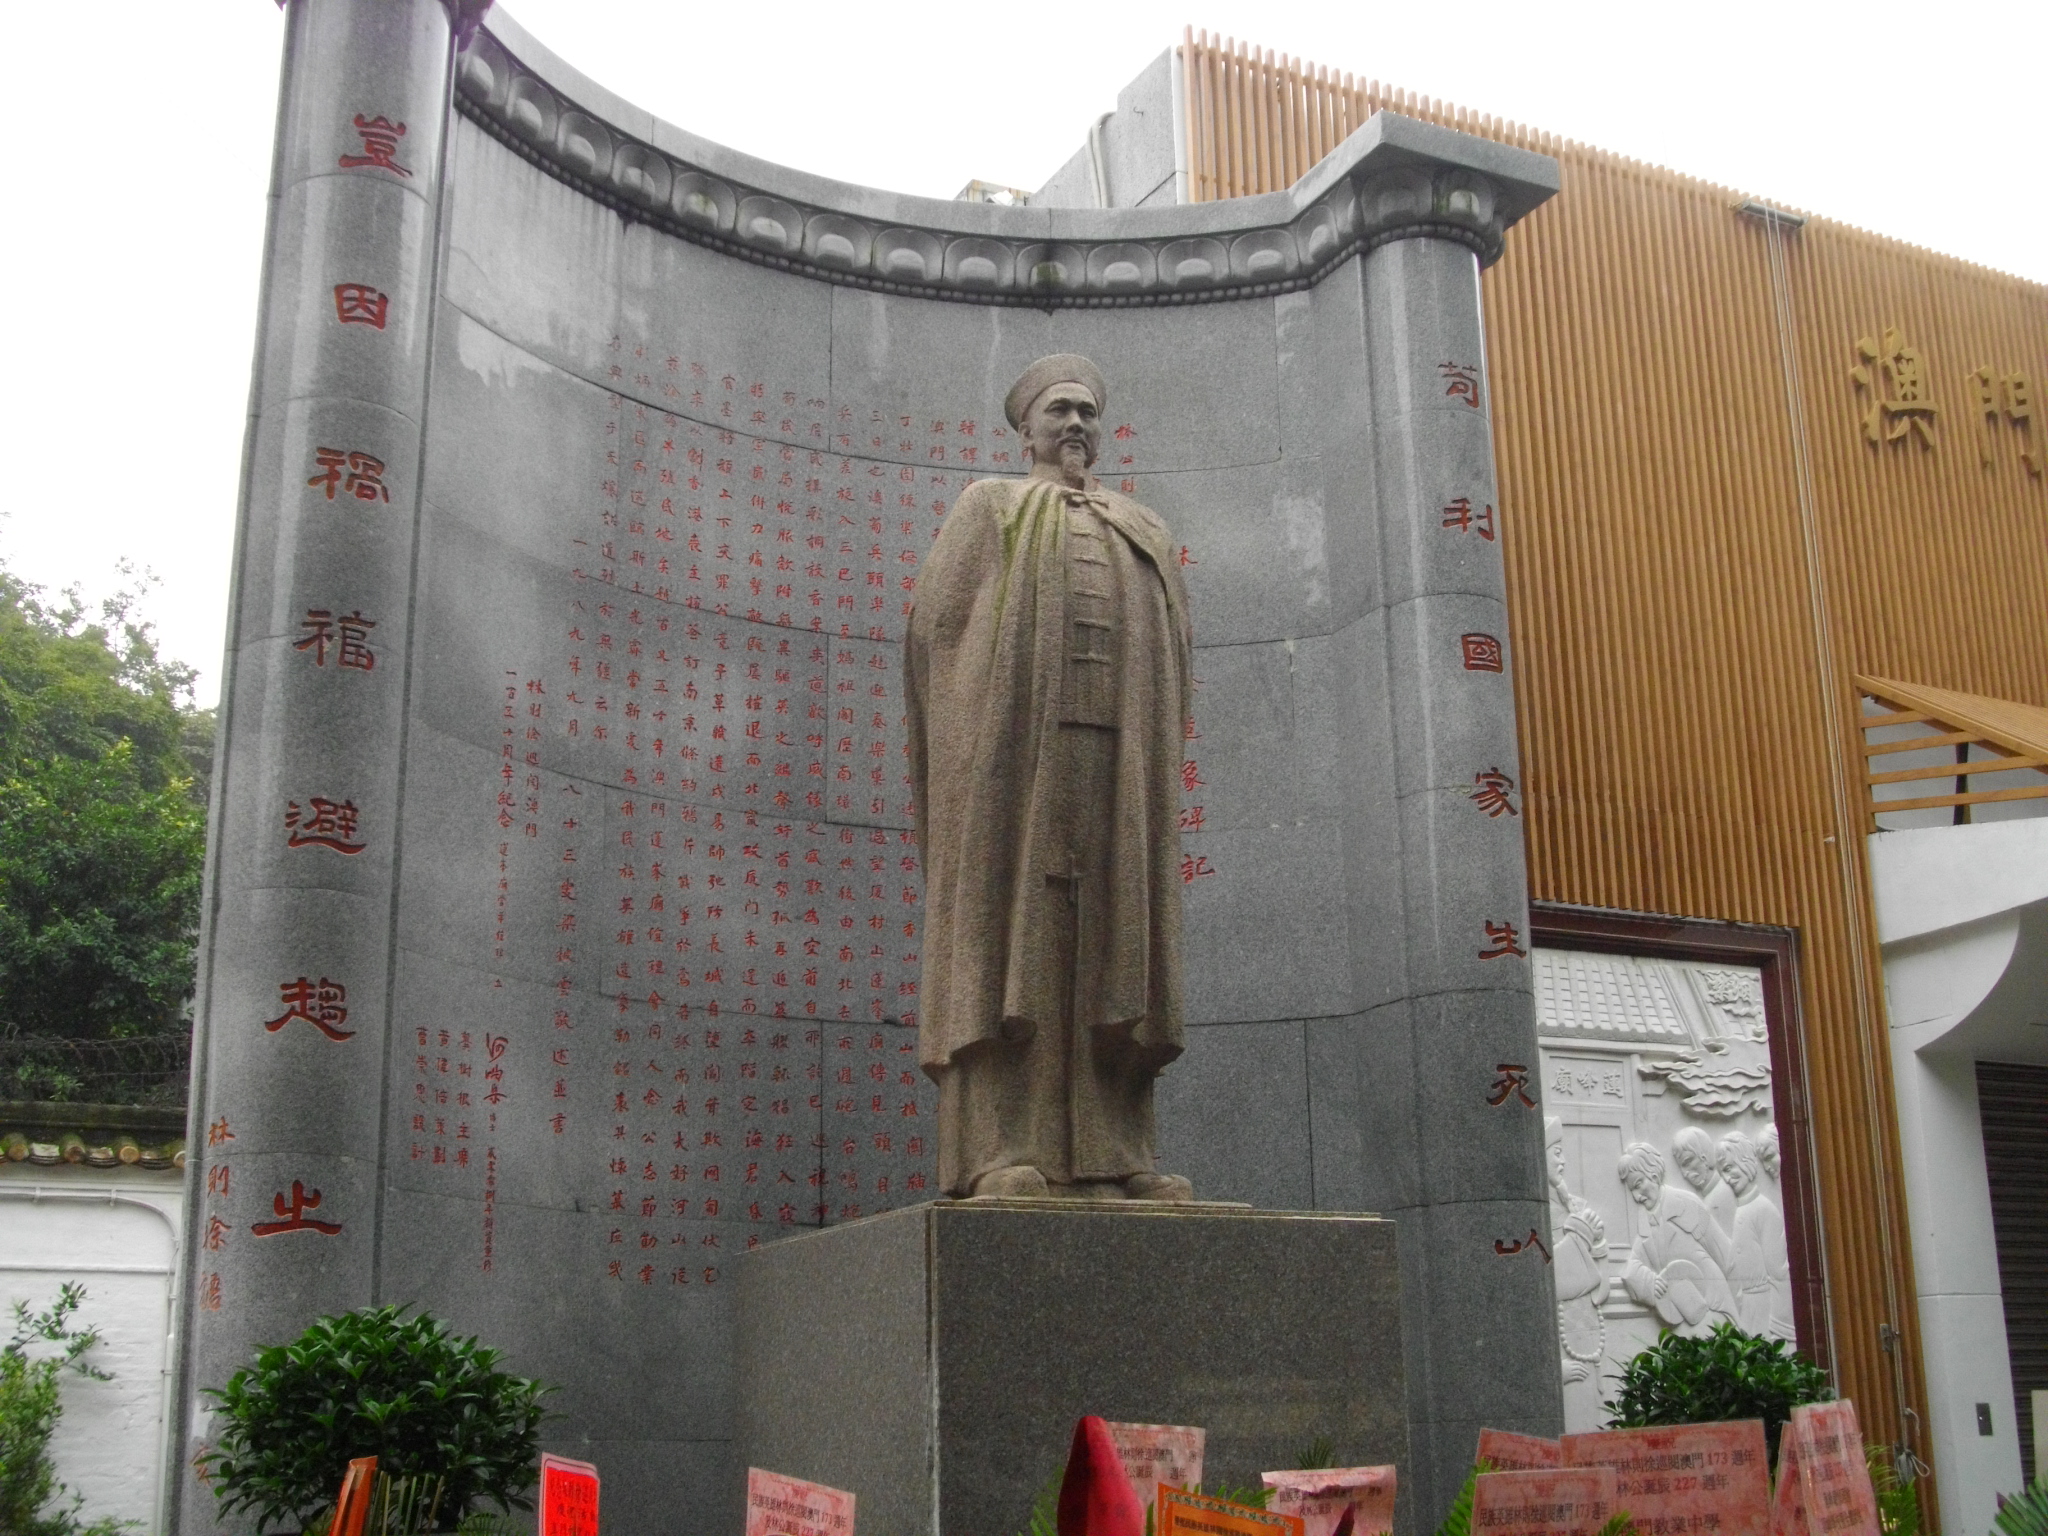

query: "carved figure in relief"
left=1545, top=1118, right=1609, bottom=1382
left=1758, top=1123, right=1782, bottom=1186
left=1617, top=1141, right=1738, bottom=1331
left=1717, top=1132, right=1796, bottom=1341
left=1671, top=1125, right=1738, bottom=1237
left=906, top=355, right=1195, bottom=1201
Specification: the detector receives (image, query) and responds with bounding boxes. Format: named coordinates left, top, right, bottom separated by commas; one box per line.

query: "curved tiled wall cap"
left=463, top=9, right=1559, bottom=308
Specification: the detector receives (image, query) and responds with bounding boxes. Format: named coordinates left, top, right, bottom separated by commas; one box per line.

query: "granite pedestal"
left=736, top=1201, right=1408, bottom=1536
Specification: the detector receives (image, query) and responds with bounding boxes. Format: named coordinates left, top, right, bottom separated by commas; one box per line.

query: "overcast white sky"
left=3, top=0, right=2040, bottom=706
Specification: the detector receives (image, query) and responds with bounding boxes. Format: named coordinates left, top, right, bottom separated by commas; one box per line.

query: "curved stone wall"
left=172, top=7, right=1559, bottom=1532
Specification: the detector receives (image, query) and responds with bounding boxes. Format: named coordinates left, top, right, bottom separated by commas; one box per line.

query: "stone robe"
left=905, top=475, right=1193, bottom=1193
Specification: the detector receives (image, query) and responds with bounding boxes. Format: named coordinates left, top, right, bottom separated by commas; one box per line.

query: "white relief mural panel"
left=1534, top=948, right=1795, bottom=1433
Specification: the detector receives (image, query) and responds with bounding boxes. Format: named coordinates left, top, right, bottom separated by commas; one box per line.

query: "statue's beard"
left=1057, top=440, right=1091, bottom=476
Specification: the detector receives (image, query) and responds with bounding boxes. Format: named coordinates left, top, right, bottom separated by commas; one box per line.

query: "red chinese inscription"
left=337, top=115, right=410, bottom=176
left=1471, top=767, right=1518, bottom=817
left=1494, top=1227, right=1551, bottom=1261
left=207, top=1116, right=235, bottom=1146
left=308, top=448, right=390, bottom=503
left=264, top=976, right=354, bottom=1041
left=1180, top=853, right=1217, bottom=884
left=1478, top=920, right=1526, bottom=960
left=296, top=609, right=378, bottom=670
left=1441, top=497, right=1496, bottom=540
left=285, top=797, right=366, bottom=853
left=333, top=283, right=390, bottom=329
left=1487, top=1062, right=1535, bottom=1107
left=1460, top=633, right=1504, bottom=673
left=1440, top=361, right=1483, bottom=408
left=252, top=1179, right=343, bottom=1236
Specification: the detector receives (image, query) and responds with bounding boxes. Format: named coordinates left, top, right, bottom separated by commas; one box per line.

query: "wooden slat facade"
left=1180, top=30, right=2048, bottom=1521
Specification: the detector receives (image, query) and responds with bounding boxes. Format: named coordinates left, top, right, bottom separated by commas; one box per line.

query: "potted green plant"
left=199, top=1305, right=551, bottom=1534
left=1603, top=1322, right=1831, bottom=1468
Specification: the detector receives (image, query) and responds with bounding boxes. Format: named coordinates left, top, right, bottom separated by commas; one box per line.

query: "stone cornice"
left=454, top=18, right=1558, bottom=309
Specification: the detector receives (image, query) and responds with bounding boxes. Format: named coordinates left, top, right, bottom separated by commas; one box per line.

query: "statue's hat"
left=1004, top=354, right=1107, bottom=429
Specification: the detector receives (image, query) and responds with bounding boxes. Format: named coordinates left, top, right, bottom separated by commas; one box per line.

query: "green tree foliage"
left=200, top=1306, right=551, bottom=1535
left=0, top=561, right=207, bottom=1042
left=0, top=1282, right=127, bottom=1536
left=1604, top=1323, right=1832, bottom=1469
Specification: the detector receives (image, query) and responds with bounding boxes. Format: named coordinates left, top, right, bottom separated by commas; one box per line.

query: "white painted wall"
left=1870, top=819, right=2048, bottom=1536
left=0, top=1165, right=185, bottom=1535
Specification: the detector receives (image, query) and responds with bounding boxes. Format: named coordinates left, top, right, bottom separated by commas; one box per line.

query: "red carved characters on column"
left=337, top=114, right=410, bottom=176
left=264, top=977, right=353, bottom=1041
left=251, top=1180, right=343, bottom=1237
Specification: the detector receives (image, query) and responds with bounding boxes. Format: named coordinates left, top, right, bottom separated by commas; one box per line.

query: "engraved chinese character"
left=285, top=798, right=366, bottom=853
left=1180, top=760, right=1205, bottom=792
left=203, top=1214, right=231, bottom=1252
left=251, top=1179, right=343, bottom=1236
left=1460, top=633, right=1505, bottom=673
left=333, top=283, right=389, bottom=329
left=337, top=115, right=410, bottom=174
left=1851, top=327, right=1936, bottom=448
left=198, top=1272, right=222, bottom=1311
left=1471, top=767, right=1519, bottom=817
left=206, top=1164, right=231, bottom=1196
left=307, top=448, right=390, bottom=503
left=207, top=1117, right=235, bottom=1146
left=1441, top=497, right=1496, bottom=540
left=295, top=609, right=378, bottom=670
left=1487, top=1063, right=1535, bottom=1107
left=1478, top=920, right=1526, bottom=960
left=1440, top=361, right=1483, bottom=409
left=264, top=977, right=353, bottom=1041
left=1493, top=1228, right=1551, bottom=1260
left=1179, top=853, right=1217, bottom=884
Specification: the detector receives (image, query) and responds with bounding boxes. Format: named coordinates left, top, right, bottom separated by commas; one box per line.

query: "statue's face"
left=1621, top=1166, right=1658, bottom=1207
left=1721, top=1148, right=1756, bottom=1196
left=1546, top=1137, right=1567, bottom=1184
left=1673, top=1142, right=1713, bottom=1190
left=1022, top=382, right=1101, bottom=483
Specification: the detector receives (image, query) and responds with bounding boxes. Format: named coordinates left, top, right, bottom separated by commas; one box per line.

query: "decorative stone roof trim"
left=0, top=1101, right=188, bottom=1169
left=454, top=20, right=1558, bottom=310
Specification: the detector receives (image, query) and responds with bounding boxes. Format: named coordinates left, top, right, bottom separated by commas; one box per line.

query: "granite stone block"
left=422, top=314, right=618, bottom=565
left=1372, top=406, right=1507, bottom=611
left=1387, top=1197, right=1562, bottom=1527
left=259, top=175, right=437, bottom=416
left=201, top=885, right=395, bottom=1158
left=1305, top=1013, right=1371, bottom=1211
left=1185, top=641, right=1306, bottom=832
left=1361, top=242, right=1488, bottom=422
left=737, top=1203, right=1407, bottom=1536
left=1392, top=786, right=1533, bottom=1000
left=1180, top=821, right=1352, bottom=1024
left=233, top=400, right=422, bottom=649
left=1346, top=999, right=1424, bottom=1213
left=276, top=0, right=450, bottom=195
left=442, top=116, right=624, bottom=383
left=825, top=289, right=1283, bottom=474
left=1148, top=460, right=1330, bottom=647
left=1404, top=990, right=1549, bottom=1206
left=1383, top=592, right=1522, bottom=799
left=1155, top=1019, right=1312, bottom=1208
left=619, top=226, right=834, bottom=419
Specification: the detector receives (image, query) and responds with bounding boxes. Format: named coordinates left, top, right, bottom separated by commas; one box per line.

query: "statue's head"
left=1618, top=1140, right=1665, bottom=1207
left=1544, top=1115, right=1567, bottom=1186
left=1005, top=354, right=1106, bottom=488
left=1671, top=1126, right=1719, bottom=1192
left=1758, top=1123, right=1781, bottom=1179
left=1718, top=1131, right=1760, bottom=1196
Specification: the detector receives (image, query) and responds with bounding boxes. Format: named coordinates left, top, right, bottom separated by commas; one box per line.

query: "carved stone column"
left=168, top=3, right=463, bottom=1529
left=1346, top=127, right=1565, bottom=1524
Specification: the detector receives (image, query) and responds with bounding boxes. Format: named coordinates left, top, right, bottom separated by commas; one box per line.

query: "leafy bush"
left=0, top=1282, right=128, bottom=1536
left=200, top=1306, right=551, bottom=1534
left=1604, top=1323, right=1830, bottom=1468
left=1867, top=1442, right=1920, bottom=1536
left=1993, top=1478, right=2048, bottom=1536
